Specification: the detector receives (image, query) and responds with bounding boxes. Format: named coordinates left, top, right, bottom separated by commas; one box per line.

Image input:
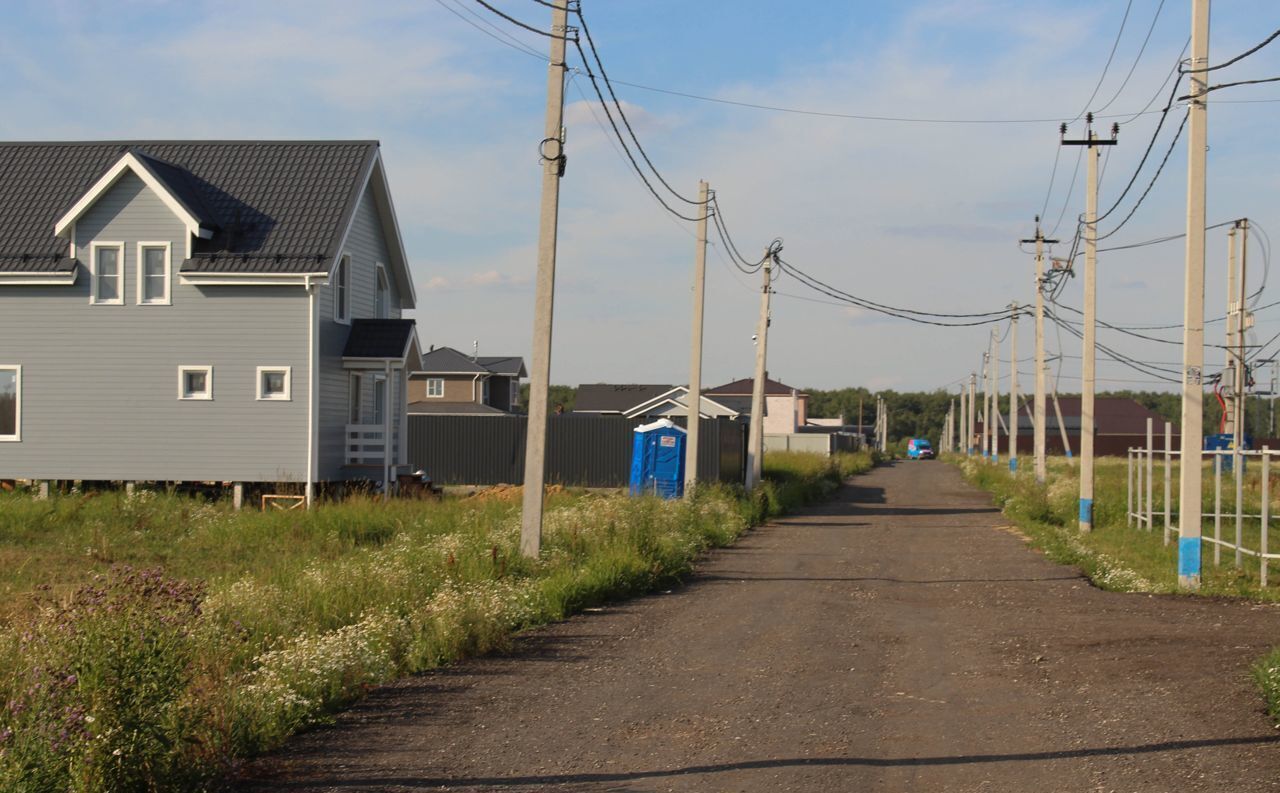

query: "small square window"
left=257, top=367, right=292, bottom=401
left=426, top=377, right=444, bottom=398
left=179, top=366, right=213, bottom=400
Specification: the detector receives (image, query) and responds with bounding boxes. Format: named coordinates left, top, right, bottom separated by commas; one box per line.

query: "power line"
left=1180, top=75, right=1280, bottom=101
left=1071, top=0, right=1134, bottom=120
left=1095, top=0, right=1167, bottom=113
left=1096, top=110, right=1188, bottom=240
left=437, top=0, right=545, bottom=58
left=572, top=5, right=706, bottom=207
left=1183, top=28, right=1280, bottom=73
left=472, top=0, right=571, bottom=38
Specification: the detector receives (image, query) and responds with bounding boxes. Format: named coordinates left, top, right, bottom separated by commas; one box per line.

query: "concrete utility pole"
left=1223, top=224, right=1239, bottom=436
left=1177, top=0, right=1210, bottom=589
left=1021, top=220, right=1058, bottom=483
left=981, top=351, right=991, bottom=459
left=948, top=398, right=956, bottom=453
left=1061, top=114, right=1118, bottom=532
left=992, top=328, right=1001, bottom=466
left=684, top=180, right=710, bottom=497
left=959, top=386, right=968, bottom=455
left=962, top=376, right=972, bottom=455
left=520, top=0, right=570, bottom=559
left=1233, top=220, right=1250, bottom=452
left=1009, top=303, right=1019, bottom=472
left=746, top=251, right=773, bottom=490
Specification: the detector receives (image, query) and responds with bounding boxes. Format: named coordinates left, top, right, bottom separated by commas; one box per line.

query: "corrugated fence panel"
left=408, top=415, right=748, bottom=487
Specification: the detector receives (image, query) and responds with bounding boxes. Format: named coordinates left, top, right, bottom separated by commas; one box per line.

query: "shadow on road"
left=696, top=574, right=1084, bottom=585
left=272, top=735, right=1280, bottom=789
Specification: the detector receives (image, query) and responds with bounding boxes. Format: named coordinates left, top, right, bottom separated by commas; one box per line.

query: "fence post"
left=1164, top=422, right=1172, bottom=546
left=1214, top=452, right=1222, bottom=567
left=1236, top=447, right=1244, bottom=569
left=1128, top=449, right=1134, bottom=527
left=1152, top=416, right=1162, bottom=534
left=1263, top=449, right=1270, bottom=588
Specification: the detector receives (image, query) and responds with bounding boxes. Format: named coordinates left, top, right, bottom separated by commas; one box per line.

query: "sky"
left=4, top=0, right=1280, bottom=393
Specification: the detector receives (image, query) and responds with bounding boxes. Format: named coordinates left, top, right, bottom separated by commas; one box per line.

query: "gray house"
left=0, top=141, right=422, bottom=502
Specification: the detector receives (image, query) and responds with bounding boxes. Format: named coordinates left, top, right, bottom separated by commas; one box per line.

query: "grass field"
left=0, top=450, right=875, bottom=792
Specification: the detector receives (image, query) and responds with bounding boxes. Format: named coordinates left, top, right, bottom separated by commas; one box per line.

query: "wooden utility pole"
left=1061, top=114, right=1118, bottom=532
left=684, top=180, right=710, bottom=496
left=1178, top=0, right=1210, bottom=589
left=520, top=0, right=570, bottom=558
left=1009, top=303, right=1019, bottom=472
left=746, top=251, right=773, bottom=490
left=1021, top=220, right=1058, bottom=483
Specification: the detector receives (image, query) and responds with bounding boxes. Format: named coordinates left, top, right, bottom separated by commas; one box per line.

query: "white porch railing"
left=346, top=424, right=400, bottom=466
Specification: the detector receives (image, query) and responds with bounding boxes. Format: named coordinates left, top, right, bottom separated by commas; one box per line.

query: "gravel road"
left=238, top=461, right=1280, bottom=792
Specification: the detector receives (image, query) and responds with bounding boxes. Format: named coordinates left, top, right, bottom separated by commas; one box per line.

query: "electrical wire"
left=572, top=5, right=706, bottom=207
left=1095, top=110, right=1188, bottom=240
left=472, top=0, right=571, bottom=39
left=1095, top=0, right=1167, bottom=113
left=437, top=0, right=545, bottom=58
left=1070, top=0, right=1134, bottom=121
left=1180, top=76, right=1280, bottom=101
left=1183, top=29, right=1280, bottom=73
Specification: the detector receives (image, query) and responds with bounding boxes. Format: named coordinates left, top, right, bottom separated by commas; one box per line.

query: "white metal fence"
left=1126, top=444, right=1278, bottom=586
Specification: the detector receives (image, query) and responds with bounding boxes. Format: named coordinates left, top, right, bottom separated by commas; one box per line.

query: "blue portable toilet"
left=629, top=419, right=687, bottom=498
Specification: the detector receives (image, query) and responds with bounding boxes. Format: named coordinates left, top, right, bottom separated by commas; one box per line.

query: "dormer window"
left=335, top=255, right=351, bottom=324
left=90, top=242, right=124, bottom=305
left=137, top=242, right=171, bottom=305
left=375, top=263, right=390, bottom=319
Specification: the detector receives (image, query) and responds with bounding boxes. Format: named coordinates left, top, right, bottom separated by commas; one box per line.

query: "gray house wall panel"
left=0, top=173, right=310, bottom=481
left=316, top=186, right=406, bottom=480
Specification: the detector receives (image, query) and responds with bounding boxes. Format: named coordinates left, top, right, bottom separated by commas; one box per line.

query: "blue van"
left=907, top=438, right=934, bottom=459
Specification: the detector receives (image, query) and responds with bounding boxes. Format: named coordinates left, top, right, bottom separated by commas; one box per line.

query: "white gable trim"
left=623, top=386, right=742, bottom=420
left=54, top=152, right=214, bottom=241
left=328, top=150, right=417, bottom=310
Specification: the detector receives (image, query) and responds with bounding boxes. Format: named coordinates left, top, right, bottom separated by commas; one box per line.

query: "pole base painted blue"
left=1065, top=450, right=1074, bottom=458
left=1009, top=458, right=1018, bottom=473
left=1079, top=498, right=1093, bottom=524
left=1178, top=536, right=1201, bottom=579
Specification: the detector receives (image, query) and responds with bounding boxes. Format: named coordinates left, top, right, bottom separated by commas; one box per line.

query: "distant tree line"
left=515, top=385, right=1280, bottom=443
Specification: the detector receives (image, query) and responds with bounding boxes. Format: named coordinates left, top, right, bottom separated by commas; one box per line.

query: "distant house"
left=0, top=140, right=421, bottom=499
left=704, top=377, right=808, bottom=434
left=573, top=384, right=675, bottom=415
left=621, top=386, right=743, bottom=420
left=408, top=346, right=527, bottom=415
left=978, top=396, right=1180, bottom=456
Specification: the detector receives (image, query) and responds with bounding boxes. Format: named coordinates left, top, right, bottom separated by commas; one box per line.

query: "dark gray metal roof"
left=0, top=254, right=78, bottom=273
left=418, top=346, right=489, bottom=374
left=343, top=319, right=417, bottom=360
left=0, top=140, right=377, bottom=274
left=407, top=401, right=509, bottom=416
left=704, top=377, right=805, bottom=397
left=574, top=384, right=674, bottom=413
left=476, top=355, right=527, bottom=378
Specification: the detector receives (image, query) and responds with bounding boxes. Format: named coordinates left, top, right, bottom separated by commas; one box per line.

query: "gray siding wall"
left=317, top=185, right=406, bottom=479
left=0, top=172, right=311, bottom=482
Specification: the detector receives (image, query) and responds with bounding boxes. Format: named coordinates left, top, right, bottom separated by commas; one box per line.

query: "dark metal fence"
left=407, top=414, right=747, bottom=487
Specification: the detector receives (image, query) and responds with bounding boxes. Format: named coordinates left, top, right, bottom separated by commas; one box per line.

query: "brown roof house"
left=408, top=346, right=527, bottom=415
left=704, top=376, right=808, bottom=434
left=978, top=396, right=1180, bottom=456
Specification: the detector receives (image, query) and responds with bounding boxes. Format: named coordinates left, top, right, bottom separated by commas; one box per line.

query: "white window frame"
left=0, top=365, right=20, bottom=442
left=256, top=366, right=292, bottom=401
left=349, top=372, right=363, bottom=423
left=334, top=255, right=351, bottom=324
left=426, top=377, right=444, bottom=398
left=135, top=241, right=172, bottom=306
left=375, top=262, right=390, bottom=319
left=178, top=365, right=213, bottom=401
left=89, top=241, right=125, bottom=305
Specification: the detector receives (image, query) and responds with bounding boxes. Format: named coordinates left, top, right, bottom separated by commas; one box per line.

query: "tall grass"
left=0, top=450, right=875, bottom=791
